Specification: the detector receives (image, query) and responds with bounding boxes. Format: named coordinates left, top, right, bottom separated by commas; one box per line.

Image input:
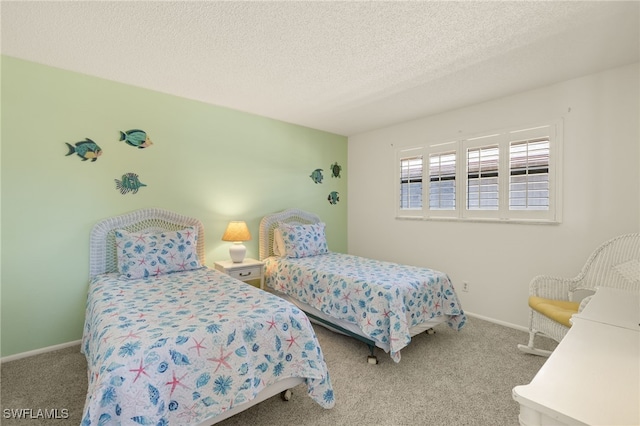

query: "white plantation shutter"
left=509, top=137, right=550, bottom=210
left=462, top=133, right=503, bottom=219
left=466, top=145, right=499, bottom=210
left=397, top=147, right=425, bottom=217
left=400, top=155, right=423, bottom=209
left=429, top=151, right=456, bottom=210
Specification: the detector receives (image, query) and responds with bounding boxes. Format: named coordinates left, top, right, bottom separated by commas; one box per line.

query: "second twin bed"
left=259, top=208, right=467, bottom=363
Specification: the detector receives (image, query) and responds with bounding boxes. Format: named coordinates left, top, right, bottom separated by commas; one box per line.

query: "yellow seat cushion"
left=528, top=296, right=580, bottom=328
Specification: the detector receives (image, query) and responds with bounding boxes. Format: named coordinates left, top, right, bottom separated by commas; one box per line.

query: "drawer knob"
left=239, top=271, right=252, bottom=277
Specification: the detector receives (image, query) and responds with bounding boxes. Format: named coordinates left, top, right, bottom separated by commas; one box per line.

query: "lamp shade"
left=222, top=221, right=251, bottom=242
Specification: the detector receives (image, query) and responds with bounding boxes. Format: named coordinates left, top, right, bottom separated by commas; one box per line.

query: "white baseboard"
left=464, top=311, right=528, bottom=333
left=0, top=339, right=82, bottom=364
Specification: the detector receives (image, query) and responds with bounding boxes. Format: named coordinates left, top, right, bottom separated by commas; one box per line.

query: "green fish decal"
left=115, top=172, right=147, bottom=194
left=330, top=162, right=342, bottom=178
left=328, top=191, right=339, bottom=205
left=119, top=129, right=153, bottom=148
left=310, top=169, right=324, bottom=184
left=65, top=138, right=102, bottom=162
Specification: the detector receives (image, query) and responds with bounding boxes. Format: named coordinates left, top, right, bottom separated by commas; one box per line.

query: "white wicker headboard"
left=89, top=208, right=206, bottom=278
left=259, top=208, right=321, bottom=260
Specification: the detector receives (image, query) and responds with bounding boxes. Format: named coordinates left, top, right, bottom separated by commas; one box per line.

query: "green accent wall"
left=0, top=56, right=347, bottom=357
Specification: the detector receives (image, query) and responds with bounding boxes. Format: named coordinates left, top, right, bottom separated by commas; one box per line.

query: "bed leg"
left=280, top=389, right=292, bottom=401
left=366, top=344, right=378, bottom=364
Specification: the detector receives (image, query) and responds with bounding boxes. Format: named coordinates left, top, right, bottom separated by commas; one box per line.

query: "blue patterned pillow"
left=279, top=222, right=329, bottom=258
left=115, top=226, right=202, bottom=279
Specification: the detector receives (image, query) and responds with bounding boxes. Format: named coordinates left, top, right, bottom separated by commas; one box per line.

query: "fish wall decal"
left=119, top=129, right=153, bottom=148
left=328, top=191, right=339, bottom=205
left=65, top=138, right=102, bottom=162
left=310, top=169, right=323, bottom=184
left=115, top=172, right=147, bottom=194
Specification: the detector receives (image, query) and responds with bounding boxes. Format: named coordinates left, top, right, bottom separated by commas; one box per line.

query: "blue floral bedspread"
left=81, top=268, right=334, bottom=425
left=265, top=253, right=466, bottom=362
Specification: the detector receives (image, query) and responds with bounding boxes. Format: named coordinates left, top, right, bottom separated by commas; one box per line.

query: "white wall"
left=347, top=63, right=639, bottom=329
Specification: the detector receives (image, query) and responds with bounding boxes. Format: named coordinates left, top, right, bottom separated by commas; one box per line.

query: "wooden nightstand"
left=214, top=258, right=265, bottom=290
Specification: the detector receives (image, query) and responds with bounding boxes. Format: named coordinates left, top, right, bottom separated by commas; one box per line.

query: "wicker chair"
left=518, top=233, right=640, bottom=357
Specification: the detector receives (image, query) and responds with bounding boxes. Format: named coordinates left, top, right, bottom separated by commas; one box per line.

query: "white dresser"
left=512, top=287, right=640, bottom=426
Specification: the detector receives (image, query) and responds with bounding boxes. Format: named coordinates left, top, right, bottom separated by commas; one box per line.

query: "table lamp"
left=222, top=221, right=251, bottom=263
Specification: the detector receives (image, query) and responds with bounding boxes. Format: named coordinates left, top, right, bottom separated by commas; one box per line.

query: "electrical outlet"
left=462, top=281, right=470, bottom=292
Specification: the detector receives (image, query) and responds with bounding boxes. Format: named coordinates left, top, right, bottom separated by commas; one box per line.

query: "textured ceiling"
left=1, top=1, right=638, bottom=136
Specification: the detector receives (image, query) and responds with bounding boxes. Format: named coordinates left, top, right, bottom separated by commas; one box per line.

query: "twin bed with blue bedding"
left=259, top=208, right=467, bottom=364
left=81, top=208, right=333, bottom=425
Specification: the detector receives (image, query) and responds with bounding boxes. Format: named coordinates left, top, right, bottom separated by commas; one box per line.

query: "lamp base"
left=229, top=243, right=247, bottom=263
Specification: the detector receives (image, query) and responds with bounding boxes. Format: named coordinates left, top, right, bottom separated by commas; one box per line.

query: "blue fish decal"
left=115, top=173, right=147, bottom=195
left=328, top=191, right=339, bottom=205
left=120, top=129, right=153, bottom=148
left=65, top=138, right=102, bottom=162
left=310, top=169, right=323, bottom=184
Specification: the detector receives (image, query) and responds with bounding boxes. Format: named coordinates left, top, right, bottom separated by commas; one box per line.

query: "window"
left=399, top=155, right=423, bottom=209
left=396, top=121, right=562, bottom=223
left=466, top=144, right=499, bottom=210
left=398, top=147, right=424, bottom=217
left=429, top=151, right=456, bottom=210
left=509, top=137, right=550, bottom=210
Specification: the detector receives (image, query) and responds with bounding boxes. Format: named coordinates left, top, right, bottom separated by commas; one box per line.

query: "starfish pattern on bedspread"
left=265, top=252, right=466, bottom=362
left=81, top=268, right=333, bottom=425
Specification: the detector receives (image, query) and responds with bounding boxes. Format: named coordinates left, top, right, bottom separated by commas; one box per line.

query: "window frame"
left=396, top=120, right=563, bottom=224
